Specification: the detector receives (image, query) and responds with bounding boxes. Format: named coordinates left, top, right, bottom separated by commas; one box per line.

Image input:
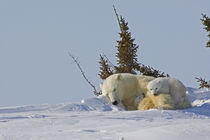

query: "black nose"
left=112, top=101, right=118, bottom=105
left=154, top=93, right=159, bottom=96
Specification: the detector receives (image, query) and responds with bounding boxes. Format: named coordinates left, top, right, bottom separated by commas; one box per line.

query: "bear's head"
left=147, top=79, right=161, bottom=96
left=100, top=74, right=122, bottom=105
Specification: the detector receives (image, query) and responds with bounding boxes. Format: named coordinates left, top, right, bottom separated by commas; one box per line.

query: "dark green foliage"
left=115, top=16, right=140, bottom=74
left=138, top=64, right=169, bottom=78
left=99, top=7, right=168, bottom=79
left=98, top=55, right=114, bottom=80
left=201, top=14, right=210, bottom=48
left=196, top=14, right=210, bottom=89
left=196, top=77, right=210, bottom=89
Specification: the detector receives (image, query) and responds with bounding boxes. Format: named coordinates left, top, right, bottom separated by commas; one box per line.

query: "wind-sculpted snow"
left=0, top=88, right=210, bottom=140
left=183, top=87, right=210, bottom=117
left=0, top=104, right=60, bottom=114
left=0, top=95, right=121, bottom=114
left=57, top=96, right=115, bottom=112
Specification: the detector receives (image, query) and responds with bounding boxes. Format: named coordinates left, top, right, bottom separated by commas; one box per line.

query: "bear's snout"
left=112, top=101, right=118, bottom=105
left=154, top=93, right=159, bottom=96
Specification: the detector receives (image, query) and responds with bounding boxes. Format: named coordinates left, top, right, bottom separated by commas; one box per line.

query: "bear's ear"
left=100, top=83, right=103, bottom=89
left=116, top=74, right=121, bottom=80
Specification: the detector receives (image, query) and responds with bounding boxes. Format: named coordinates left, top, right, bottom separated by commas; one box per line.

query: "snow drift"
left=0, top=87, right=210, bottom=140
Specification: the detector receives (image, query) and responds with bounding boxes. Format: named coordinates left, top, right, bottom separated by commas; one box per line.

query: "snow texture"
left=0, top=88, right=210, bottom=140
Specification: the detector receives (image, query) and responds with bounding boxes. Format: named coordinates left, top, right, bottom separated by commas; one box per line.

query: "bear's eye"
left=113, top=88, right=116, bottom=92
left=150, top=89, right=152, bottom=91
left=155, top=88, right=158, bottom=90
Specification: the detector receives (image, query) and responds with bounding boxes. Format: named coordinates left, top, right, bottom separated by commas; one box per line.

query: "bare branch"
left=113, top=5, right=122, bottom=32
left=102, top=53, right=115, bottom=68
left=68, top=52, right=101, bottom=96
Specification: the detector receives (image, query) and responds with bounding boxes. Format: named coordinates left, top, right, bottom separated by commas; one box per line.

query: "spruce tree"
left=196, top=14, right=210, bottom=89
left=138, top=64, right=168, bottom=78
left=115, top=16, right=140, bottom=74
left=99, top=6, right=168, bottom=80
left=98, top=55, right=113, bottom=80
left=196, top=77, right=210, bottom=89
left=201, top=14, right=210, bottom=48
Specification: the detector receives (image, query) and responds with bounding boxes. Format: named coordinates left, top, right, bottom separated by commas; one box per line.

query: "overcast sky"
left=0, top=0, right=210, bottom=107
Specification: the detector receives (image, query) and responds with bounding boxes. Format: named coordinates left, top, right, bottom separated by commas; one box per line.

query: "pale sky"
left=0, top=0, right=210, bottom=107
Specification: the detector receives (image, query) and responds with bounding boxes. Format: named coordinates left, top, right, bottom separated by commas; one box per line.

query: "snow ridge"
left=0, top=88, right=210, bottom=140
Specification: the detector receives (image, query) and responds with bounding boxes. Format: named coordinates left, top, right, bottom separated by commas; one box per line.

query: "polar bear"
left=143, top=77, right=191, bottom=109
left=137, top=94, right=175, bottom=110
left=100, top=73, right=155, bottom=110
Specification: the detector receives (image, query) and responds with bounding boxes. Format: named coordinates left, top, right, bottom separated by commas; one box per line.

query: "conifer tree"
left=196, top=14, right=210, bottom=89
left=98, top=55, right=113, bottom=80
left=115, top=16, right=140, bottom=74
left=201, top=14, right=210, bottom=48
left=196, top=77, right=210, bottom=89
left=138, top=64, right=168, bottom=78
left=98, top=6, right=168, bottom=80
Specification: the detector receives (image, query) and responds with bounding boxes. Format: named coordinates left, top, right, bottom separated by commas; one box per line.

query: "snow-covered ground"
left=0, top=88, right=210, bottom=140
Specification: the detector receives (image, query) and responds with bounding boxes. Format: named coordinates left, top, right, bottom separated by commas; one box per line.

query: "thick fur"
left=137, top=93, right=175, bottom=110
left=140, top=77, right=192, bottom=110
left=100, top=73, right=155, bottom=110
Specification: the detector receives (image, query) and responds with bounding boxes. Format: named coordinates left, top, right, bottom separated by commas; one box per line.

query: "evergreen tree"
left=98, top=55, right=113, bottom=80
left=138, top=64, right=169, bottom=78
left=196, top=77, right=210, bottom=89
left=201, top=14, right=210, bottom=48
left=99, top=6, right=168, bottom=80
left=196, top=14, right=210, bottom=89
left=115, top=16, right=140, bottom=74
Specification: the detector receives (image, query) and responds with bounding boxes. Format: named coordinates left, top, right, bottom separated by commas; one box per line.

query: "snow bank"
left=184, top=87, right=210, bottom=117
left=0, top=88, right=210, bottom=140
left=0, top=87, right=209, bottom=114
left=56, top=95, right=115, bottom=112
left=0, top=95, right=121, bottom=113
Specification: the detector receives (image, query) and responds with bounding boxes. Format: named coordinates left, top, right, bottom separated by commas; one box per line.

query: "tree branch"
left=102, top=53, right=115, bottom=69
left=68, top=52, right=101, bottom=96
left=196, top=77, right=210, bottom=89
left=113, top=5, right=122, bottom=32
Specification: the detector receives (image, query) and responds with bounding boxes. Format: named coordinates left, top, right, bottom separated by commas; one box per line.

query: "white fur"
left=146, top=77, right=191, bottom=109
left=100, top=73, right=155, bottom=110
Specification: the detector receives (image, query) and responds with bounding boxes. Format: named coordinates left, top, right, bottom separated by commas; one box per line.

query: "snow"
left=0, top=88, right=210, bottom=140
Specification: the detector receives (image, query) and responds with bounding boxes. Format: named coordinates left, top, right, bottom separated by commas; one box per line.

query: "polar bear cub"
left=146, top=77, right=191, bottom=109
left=137, top=94, right=174, bottom=110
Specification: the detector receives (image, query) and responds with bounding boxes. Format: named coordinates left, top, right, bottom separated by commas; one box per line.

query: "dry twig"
left=113, top=5, right=122, bottom=32
left=102, top=53, right=115, bottom=68
left=68, top=52, right=101, bottom=96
